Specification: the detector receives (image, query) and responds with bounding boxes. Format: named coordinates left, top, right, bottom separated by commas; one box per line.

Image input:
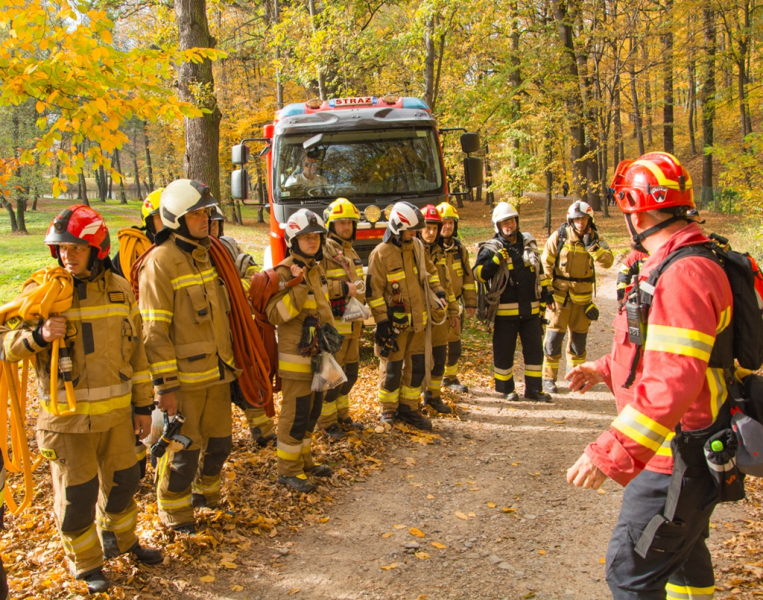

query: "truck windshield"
left=274, top=128, right=443, bottom=200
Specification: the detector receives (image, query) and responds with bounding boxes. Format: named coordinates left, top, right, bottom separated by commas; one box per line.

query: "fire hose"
left=116, top=228, right=151, bottom=286
left=131, top=238, right=275, bottom=414
left=0, top=266, right=76, bottom=514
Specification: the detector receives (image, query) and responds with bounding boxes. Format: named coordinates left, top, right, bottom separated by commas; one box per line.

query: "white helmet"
left=160, top=179, right=218, bottom=230
left=283, top=208, right=327, bottom=248
left=388, top=202, right=425, bottom=235
left=567, top=200, right=594, bottom=222
left=491, top=202, right=519, bottom=233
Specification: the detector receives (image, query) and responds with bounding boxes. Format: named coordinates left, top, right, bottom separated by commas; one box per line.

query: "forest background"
left=0, top=0, right=762, bottom=251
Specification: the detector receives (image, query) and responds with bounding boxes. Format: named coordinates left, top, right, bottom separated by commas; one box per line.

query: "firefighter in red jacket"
left=616, top=249, right=648, bottom=303
left=566, top=152, right=734, bottom=599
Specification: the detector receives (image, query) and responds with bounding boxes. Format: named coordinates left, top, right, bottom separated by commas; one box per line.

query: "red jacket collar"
left=640, top=222, right=708, bottom=278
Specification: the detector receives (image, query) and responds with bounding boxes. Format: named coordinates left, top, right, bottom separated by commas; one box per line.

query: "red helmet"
left=612, top=152, right=694, bottom=214
left=422, top=204, right=442, bottom=224
left=45, top=205, right=110, bottom=260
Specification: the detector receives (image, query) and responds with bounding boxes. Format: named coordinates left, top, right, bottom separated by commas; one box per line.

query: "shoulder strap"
left=623, top=243, right=719, bottom=389
left=553, top=224, right=567, bottom=270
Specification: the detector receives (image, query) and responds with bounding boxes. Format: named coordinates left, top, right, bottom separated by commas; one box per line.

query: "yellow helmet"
left=141, top=188, right=164, bottom=226
left=323, top=197, right=360, bottom=225
left=436, top=202, right=459, bottom=221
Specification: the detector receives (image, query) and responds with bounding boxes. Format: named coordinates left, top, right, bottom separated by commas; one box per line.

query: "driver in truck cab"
left=285, top=151, right=328, bottom=189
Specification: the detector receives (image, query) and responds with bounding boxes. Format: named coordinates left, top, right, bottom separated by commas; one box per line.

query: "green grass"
left=0, top=198, right=273, bottom=304
left=1, top=194, right=760, bottom=305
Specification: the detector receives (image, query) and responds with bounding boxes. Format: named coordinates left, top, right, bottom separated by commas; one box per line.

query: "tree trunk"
left=113, top=149, right=127, bottom=204
left=613, top=77, right=624, bottom=166
left=274, top=0, right=284, bottom=109
left=552, top=0, right=588, bottom=198
left=15, top=196, right=27, bottom=234
left=629, top=37, right=645, bottom=155
left=96, top=165, right=107, bottom=201
left=307, top=0, right=326, bottom=99
left=11, top=109, right=28, bottom=234
left=143, top=122, right=154, bottom=192
left=2, top=199, right=18, bottom=232
left=175, top=0, right=222, bottom=201
left=133, top=156, right=143, bottom=199
left=545, top=141, right=553, bottom=235
left=662, top=0, right=675, bottom=153
left=640, top=39, right=653, bottom=148
left=688, top=60, right=697, bottom=154
left=700, top=5, right=716, bottom=209
left=424, top=16, right=436, bottom=109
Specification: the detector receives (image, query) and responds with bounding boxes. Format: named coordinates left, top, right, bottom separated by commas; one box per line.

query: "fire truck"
left=231, top=94, right=482, bottom=267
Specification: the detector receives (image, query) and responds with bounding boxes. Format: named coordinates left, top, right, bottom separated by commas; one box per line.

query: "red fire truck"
left=231, top=94, right=482, bottom=267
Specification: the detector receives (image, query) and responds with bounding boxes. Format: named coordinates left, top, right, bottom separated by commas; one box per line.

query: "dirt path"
left=179, top=260, right=748, bottom=600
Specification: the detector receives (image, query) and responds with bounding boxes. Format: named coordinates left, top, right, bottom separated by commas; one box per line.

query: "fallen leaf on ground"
left=381, top=563, right=397, bottom=570
left=406, top=457, right=416, bottom=466
left=415, top=552, right=430, bottom=560
left=597, top=488, right=607, bottom=495
left=231, top=584, right=244, bottom=591
left=467, top=512, right=476, bottom=517
left=288, top=589, right=300, bottom=595
left=486, top=502, right=496, bottom=508
left=221, top=561, right=238, bottom=569
left=409, top=527, right=425, bottom=538
left=502, top=507, right=516, bottom=513
left=200, top=575, right=215, bottom=583
left=382, top=532, right=394, bottom=539
left=431, top=542, right=447, bottom=549
left=599, top=558, right=606, bottom=564
left=426, top=494, right=435, bottom=500
left=319, top=517, right=330, bottom=523
left=393, top=524, right=406, bottom=529
left=538, top=550, right=546, bottom=555
left=455, top=511, right=468, bottom=520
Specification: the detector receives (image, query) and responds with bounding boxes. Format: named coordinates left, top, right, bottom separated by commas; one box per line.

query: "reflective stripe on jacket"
left=0, top=270, right=153, bottom=433
left=588, top=223, right=733, bottom=486
left=322, top=235, right=366, bottom=338
left=442, top=238, right=477, bottom=308
left=137, top=233, right=238, bottom=394
left=542, top=224, right=614, bottom=305
left=265, top=254, right=335, bottom=381
left=367, top=238, right=445, bottom=332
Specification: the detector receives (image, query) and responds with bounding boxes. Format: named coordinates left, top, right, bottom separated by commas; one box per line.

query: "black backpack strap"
left=622, top=244, right=719, bottom=389
left=552, top=224, right=567, bottom=273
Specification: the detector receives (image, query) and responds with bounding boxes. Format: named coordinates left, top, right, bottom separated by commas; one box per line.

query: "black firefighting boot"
left=129, top=542, right=163, bottom=565
left=79, top=568, right=109, bottom=594
left=422, top=390, right=452, bottom=414
left=504, top=392, right=519, bottom=402
left=543, top=379, right=558, bottom=394
left=172, top=522, right=197, bottom=535
left=278, top=474, right=317, bottom=494
left=380, top=409, right=397, bottom=426
left=192, top=493, right=207, bottom=508
left=306, top=464, right=333, bottom=478
left=339, top=417, right=364, bottom=431
left=249, top=427, right=276, bottom=448
left=443, top=377, right=468, bottom=394
left=525, top=388, right=553, bottom=403
left=396, top=404, right=433, bottom=431
left=323, top=423, right=347, bottom=440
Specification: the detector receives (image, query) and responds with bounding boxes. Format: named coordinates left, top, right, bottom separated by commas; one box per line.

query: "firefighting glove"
left=492, top=248, right=510, bottom=264
left=583, top=231, right=600, bottom=251
left=375, top=320, right=391, bottom=346
left=435, top=290, right=448, bottom=309
left=297, top=315, right=320, bottom=356
left=584, top=302, right=600, bottom=321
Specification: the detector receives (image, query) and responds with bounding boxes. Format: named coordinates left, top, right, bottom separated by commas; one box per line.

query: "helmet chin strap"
left=626, top=213, right=687, bottom=252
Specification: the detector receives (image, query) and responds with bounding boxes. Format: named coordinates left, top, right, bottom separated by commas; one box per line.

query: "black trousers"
left=492, top=315, right=544, bottom=394
left=606, top=470, right=718, bottom=599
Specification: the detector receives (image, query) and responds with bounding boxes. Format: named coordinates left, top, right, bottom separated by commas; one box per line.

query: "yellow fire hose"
left=117, top=228, right=151, bottom=286
left=0, top=266, right=75, bottom=514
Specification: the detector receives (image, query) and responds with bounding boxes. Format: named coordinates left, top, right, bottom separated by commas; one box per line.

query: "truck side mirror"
left=232, top=144, right=250, bottom=166
left=232, top=169, right=249, bottom=200
left=460, top=132, right=481, bottom=154
left=464, top=157, right=484, bottom=189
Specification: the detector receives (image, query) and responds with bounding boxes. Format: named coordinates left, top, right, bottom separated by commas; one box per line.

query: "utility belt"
left=634, top=400, right=736, bottom=558
left=553, top=274, right=595, bottom=283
